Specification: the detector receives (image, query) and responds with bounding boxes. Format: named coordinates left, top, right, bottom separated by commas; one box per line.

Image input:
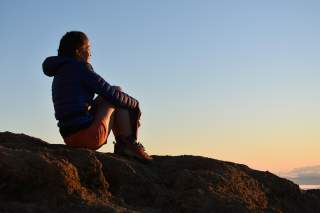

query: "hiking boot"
left=114, top=137, right=153, bottom=162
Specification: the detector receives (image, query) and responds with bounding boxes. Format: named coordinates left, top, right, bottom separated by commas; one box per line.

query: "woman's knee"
left=93, top=98, right=116, bottom=118
left=93, top=96, right=115, bottom=108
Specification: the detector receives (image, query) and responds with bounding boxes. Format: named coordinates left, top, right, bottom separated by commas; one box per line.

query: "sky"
left=0, top=0, right=319, bottom=174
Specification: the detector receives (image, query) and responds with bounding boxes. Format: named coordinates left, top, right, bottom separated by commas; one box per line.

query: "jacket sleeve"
left=81, top=63, right=139, bottom=109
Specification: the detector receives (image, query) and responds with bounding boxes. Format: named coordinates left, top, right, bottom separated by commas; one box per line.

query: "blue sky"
left=0, top=0, right=320, bottom=173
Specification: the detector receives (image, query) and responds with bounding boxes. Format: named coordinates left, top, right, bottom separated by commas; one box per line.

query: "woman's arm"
left=81, top=63, right=139, bottom=109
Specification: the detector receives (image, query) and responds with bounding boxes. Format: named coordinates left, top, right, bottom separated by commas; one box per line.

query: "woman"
left=42, top=31, right=152, bottom=162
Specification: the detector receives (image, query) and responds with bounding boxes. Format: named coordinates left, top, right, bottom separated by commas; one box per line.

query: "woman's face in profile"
left=77, top=40, right=91, bottom=63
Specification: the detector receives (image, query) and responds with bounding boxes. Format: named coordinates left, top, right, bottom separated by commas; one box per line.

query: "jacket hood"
left=42, top=56, right=72, bottom=77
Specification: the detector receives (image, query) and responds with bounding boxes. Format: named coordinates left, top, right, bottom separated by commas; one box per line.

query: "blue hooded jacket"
left=42, top=56, right=139, bottom=137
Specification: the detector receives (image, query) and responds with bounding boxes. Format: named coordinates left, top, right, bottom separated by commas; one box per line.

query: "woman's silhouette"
left=42, top=31, right=152, bottom=162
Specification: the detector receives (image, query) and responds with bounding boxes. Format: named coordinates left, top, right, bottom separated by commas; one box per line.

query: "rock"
left=0, top=131, right=319, bottom=213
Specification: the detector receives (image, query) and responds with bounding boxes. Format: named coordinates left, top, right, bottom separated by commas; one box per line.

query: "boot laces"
left=133, top=141, right=145, bottom=151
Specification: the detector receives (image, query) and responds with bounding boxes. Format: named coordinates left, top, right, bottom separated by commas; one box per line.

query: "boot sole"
left=121, top=149, right=152, bottom=164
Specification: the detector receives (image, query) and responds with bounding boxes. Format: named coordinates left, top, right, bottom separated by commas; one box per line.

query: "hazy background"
left=0, top=0, right=319, bottom=178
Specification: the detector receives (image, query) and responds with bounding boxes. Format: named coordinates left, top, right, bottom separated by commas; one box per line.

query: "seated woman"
left=42, top=31, right=152, bottom=162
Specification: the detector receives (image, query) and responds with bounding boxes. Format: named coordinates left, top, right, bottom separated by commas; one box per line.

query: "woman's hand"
left=136, top=103, right=142, bottom=117
left=136, top=102, right=142, bottom=127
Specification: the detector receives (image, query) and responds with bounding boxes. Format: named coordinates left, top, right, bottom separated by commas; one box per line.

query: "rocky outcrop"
left=0, top=131, right=319, bottom=213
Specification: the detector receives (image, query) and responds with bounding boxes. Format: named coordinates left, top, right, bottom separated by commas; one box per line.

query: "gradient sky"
left=0, top=0, right=319, bottom=173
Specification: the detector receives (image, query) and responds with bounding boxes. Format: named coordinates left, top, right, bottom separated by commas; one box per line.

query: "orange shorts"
left=63, top=97, right=115, bottom=150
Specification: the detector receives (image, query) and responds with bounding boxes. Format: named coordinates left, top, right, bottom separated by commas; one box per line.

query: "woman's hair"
left=58, top=31, right=88, bottom=57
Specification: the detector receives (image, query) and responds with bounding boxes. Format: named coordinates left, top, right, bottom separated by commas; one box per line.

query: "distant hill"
left=0, top=131, right=320, bottom=213
left=280, top=165, right=320, bottom=186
